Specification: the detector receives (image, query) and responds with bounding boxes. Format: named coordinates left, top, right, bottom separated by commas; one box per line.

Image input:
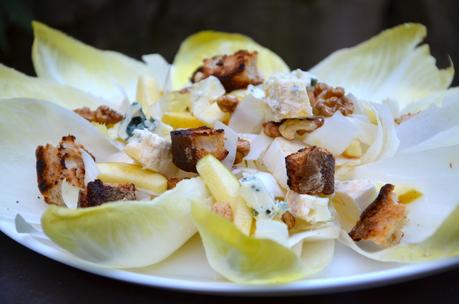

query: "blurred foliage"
left=0, top=0, right=457, bottom=85
left=0, top=0, right=33, bottom=52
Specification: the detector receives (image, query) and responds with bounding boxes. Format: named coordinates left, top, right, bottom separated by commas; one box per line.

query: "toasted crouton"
left=78, top=179, right=136, bottom=208
left=349, top=184, right=407, bottom=247
left=286, top=146, right=335, bottom=195
left=191, top=50, right=263, bottom=91
left=36, top=135, right=89, bottom=206
left=170, top=127, right=228, bottom=172
left=74, top=105, right=123, bottom=125
left=36, top=144, right=66, bottom=206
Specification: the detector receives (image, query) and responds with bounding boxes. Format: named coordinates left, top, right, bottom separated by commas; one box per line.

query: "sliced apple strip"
left=96, top=162, right=167, bottom=195
left=162, top=111, right=206, bottom=129
left=196, top=155, right=252, bottom=235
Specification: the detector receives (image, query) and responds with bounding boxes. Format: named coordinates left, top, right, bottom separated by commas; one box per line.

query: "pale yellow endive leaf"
left=42, top=178, right=212, bottom=268
left=191, top=203, right=334, bottom=284
left=340, top=203, right=459, bottom=262
left=311, top=23, right=454, bottom=109
left=32, top=21, right=158, bottom=104
left=0, top=64, right=109, bottom=109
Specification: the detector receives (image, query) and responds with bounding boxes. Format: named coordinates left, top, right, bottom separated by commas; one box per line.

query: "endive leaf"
left=0, top=64, right=111, bottom=109
left=192, top=203, right=334, bottom=284
left=0, top=98, right=118, bottom=223
left=311, top=23, right=454, bottom=109
left=171, top=31, right=289, bottom=89
left=32, top=21, right=156, bottom=103
left=350, top=145, right=459, bottom=244
left=397, top=87, right=459, bottom=153
left=359, top=103, right=399, bottom=164
left=142, top=53, right=172, bottom=90
left=42, top=178, right=213, bottom=268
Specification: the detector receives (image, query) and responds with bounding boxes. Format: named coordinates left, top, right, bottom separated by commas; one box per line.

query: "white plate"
left=2, top=219, right=459, bottom=296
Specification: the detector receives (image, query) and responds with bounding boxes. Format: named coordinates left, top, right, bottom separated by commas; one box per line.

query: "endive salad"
left=1, top=21, right=459, bottom=284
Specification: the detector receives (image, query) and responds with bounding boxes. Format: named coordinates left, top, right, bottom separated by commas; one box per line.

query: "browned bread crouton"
left=286, top=146, right=335, bottom=195
left=74, top=105, right=123, bottom=125
left=36, top=135, right=90, bottom=206
left=170, top=127, right=228, bottom=172
left=36, top=144, right=66, bottom=206
left=78, top=179, right=136, bottom=208
left=349, top=184, right=407, bottom=247
left=191, top=50, right=263, bottom=91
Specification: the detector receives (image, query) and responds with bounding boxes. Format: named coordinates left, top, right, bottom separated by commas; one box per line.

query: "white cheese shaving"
left=124, top=129, right=172, bottom=174
left=286, top=191, right=332, bottom=224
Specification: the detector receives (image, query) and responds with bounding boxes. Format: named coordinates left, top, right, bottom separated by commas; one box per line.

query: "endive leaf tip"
left=185, top=30, right=253, bottom=40
left=367, top=23, right=426, bottom=49
left=31, top=20, right=44, bottom=30
left=32, top=20, right=67, bottom=39
left=440, top=56, right=455, bottom=87
left=396, top=22, right=426, bottom=36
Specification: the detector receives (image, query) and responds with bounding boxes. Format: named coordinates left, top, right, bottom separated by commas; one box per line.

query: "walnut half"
left=235, top=138, right=251, bottom=164
left=74, top=105, right=124, bottom=125
left=212, top=202, right=233, bottom=221
left=216, top=95, right=240, bottom=113
left=308, top=82, right=354, bottom=117
left=278, top=117, right=324, bottom=140
left=263, top=117, right=324, bottom=140
left=262, top=121, right=282, bottom=138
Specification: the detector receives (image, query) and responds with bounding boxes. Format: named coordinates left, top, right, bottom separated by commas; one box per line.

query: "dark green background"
left=0, top=0, right=458, bottom=85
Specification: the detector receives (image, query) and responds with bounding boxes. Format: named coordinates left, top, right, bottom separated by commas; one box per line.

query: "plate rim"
left=2, top=222, right=459, bottom=296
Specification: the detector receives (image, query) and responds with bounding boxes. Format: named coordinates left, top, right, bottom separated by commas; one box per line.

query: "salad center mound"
left=1, top=21, right=458, bottom=284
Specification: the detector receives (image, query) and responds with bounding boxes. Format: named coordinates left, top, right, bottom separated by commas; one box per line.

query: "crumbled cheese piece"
left=286, top=191, right=332, bottom=223
left=333, top=179, right=377, bottom=231
left=124, top=129, right=172, bottom=174
left=235, top=169, right=284, bottom=198
left=190, top=76, right=227, bottom=124
left=335, top=179, right=377, bottom=210
left=239, top=174, right=287, bottom=218
left=261, top=70, right=313, bottom=121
